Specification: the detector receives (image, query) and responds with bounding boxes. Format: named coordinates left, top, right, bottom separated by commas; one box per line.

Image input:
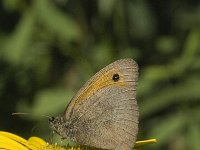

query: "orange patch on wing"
left=68, top=68, right=126, bottom=111
left=76, top=68, right=126, bottom=102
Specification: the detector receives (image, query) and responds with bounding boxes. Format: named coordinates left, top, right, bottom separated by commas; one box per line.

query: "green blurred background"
left=0, top=0, right=200, bottom=149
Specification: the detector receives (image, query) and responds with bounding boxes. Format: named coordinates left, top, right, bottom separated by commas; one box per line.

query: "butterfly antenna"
left=12, top=112, right=52, bottom=119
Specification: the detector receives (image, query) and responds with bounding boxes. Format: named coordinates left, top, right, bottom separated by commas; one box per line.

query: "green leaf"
left=1, top=10, right=35, bottom=65
left=140, top=78, right=200, bottom=118
left=34, top=0, right=80, bottom=41
left=17, top=88, right=74, bottom=118
left=148, top=113, right=186, bottom=148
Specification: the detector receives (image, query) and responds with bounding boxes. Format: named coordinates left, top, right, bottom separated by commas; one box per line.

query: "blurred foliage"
left=0, top=0, right=200, bottom=150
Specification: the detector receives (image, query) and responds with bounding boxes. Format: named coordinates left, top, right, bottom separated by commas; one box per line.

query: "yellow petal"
left=0, top=131, right=157, bottom=150
left=0, top=131, right=42, bottom=149
left=134, top=139, right=157, bottom=148
left=0, top=131, right=27, bottom=143
left=0, top=133, right=29, bottom=150
left=28, top=136, right=47, bottom=147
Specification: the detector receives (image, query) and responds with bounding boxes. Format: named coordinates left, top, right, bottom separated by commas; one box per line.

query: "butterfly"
left=49, top=58, right=139, bottom=150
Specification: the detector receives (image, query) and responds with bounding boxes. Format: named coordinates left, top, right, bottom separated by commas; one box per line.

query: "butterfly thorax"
left=49, top=116, right=77, bottom=141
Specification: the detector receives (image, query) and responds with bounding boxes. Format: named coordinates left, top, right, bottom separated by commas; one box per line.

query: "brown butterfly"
left=49, top=58, right=139, bottom=150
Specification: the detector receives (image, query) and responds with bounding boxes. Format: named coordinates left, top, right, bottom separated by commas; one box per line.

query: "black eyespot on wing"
left=112, top=73, right=120, bottom=82
left=49, top=116, right=55, bottom=122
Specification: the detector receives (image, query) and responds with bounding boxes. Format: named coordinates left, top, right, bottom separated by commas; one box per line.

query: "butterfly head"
left=49, top=115, right=77, bottom=141
left=49, top=116, right=66, bottom=136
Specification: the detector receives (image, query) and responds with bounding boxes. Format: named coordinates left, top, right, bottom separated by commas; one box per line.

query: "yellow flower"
left=0, top=131, right=156, bottom=150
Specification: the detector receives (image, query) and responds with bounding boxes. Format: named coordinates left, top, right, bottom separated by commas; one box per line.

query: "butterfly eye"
left=112, top=73, right=120, bottom=82
left=49, top=117, right=55, bottom=122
